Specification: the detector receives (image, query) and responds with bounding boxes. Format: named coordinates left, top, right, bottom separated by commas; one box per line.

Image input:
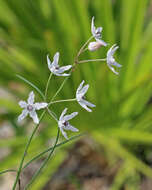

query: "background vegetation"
left=0, top=0, right=152, bottom=189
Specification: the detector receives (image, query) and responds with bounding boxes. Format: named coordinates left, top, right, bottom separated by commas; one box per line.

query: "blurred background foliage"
left=0, top=0, right=152, bottom=189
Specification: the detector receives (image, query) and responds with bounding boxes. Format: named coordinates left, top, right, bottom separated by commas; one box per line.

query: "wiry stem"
left=16, top=74, right=45, bottom=100
left=0, top=169, right=17, bottom=175
left=24, top=128, right=60, bottom=190
left=48, top=98, right=76, bottom=107
left=45, top=73, right=53, bottom=100
left=12, top=111, right=46, bottom=190
left=76, top=36, right=93, bottom=59
left=22, top=133, right=84, bottom=171
left=12, top=72, right=55, bottom=190
left=12, top=36, right=93, bottom=189
left=47, top=107, right=58, bottom=122
left=78, top=58, right=106, bottom=64
left=49, top=77, right=69, bottom=103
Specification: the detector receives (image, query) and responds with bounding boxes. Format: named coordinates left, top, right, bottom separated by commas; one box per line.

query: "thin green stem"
left=45, top=73, right=53, bottom=100
left=76, top=36, right=93, bottom=59
left=47, top=107, right=58, bottom=122
left=49, top=77, right=69, bottom=103
left=24, top=128, right=60, bottom=190
left=48, top=98, right=76, bottom=107
left=12, top=110, right=46, bottom=190
left=81, top=47, right=88, bottom=53
left=78, top=58, right=107, bottom=64
left=23, top=133, right=84, bottom=171
left=12, top=35, right=92, bottom=190
left=16, top=75, right=45, bottom=100
left=0, top=169, right=17, bottom=175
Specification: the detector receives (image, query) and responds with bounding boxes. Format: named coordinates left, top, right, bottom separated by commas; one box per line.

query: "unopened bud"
left=88, top=39, right=107, bottom=52
left=88, top=41, right=102, bottom=51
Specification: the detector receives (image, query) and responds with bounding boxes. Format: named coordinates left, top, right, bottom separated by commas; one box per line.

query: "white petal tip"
left=86, top=108, right=92, bottom=112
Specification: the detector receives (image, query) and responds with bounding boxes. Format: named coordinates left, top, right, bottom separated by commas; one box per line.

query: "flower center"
left=82, top=95, right=86, bottom=100
left=95, top=30, right=101, bottom=38
left=63, top=121, right=69, bottom=126
left=27, top=105, right=33, bottom=111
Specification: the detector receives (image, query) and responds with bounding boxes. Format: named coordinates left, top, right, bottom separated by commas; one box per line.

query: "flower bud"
left=88, top=39, right=107, bottom=52
left=88, top=41, right=102, bottom=51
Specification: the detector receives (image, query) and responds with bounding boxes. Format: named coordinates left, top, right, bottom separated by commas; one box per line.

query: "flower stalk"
left=78, top=58, right=107, bottom=64
left=12, top=110, right=46, bottom=190
left=24, top=128, right=60, bottom=190
left=10, top=16, right=122, bottom=190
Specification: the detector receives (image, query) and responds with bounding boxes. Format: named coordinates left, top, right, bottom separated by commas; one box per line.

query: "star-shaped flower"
left=47, top=52, right=72, bottom=76
left=58, top=108, right=79, bottom=139
left=106, top=44, right=122, bottom=75
left=18, top=91, right=48, bottom=124
left=76, top=81, right=96, bottom=112
left=88, top=16, right=107, bottom=51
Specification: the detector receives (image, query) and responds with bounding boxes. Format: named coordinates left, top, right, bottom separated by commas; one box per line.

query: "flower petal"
left=29, top=111, right=39, bottom=124
left=96, top=39, right=107, bottom=47
left=54, top=72, right=70, bottom=77
left=52, top=52, right=60, bottom=67
left=64, top=124, right=79, bottom=132
left=18, top=109, right=28, bottom=122
left=112, top=61, right=122, bottom=68
left=79, top=84, right=89, bottom=95
left=28, top=91, right=35, bottom=104
left=57, top=65, right=72, bottom=73
left=60, top=127, right=68, bottom=139
left=34, top=103, right=48, bottom=110
left=108, top=65, right=119, bottom=75
left=47, top=54, right=52, bottom=70
left=59, top=108, right=68, bottom=121
left=76, top=80, right=85, bottom=94
left=91, top=16, right=96, bottom=37
left=107, top=44, right=118, bottom=57
left=78, top=101, right=92, bottom=112
left=96, top=27, right=102, bottom=34
left=82, top=99, right=96, bottom=108
left=63, top=112, right=78, bottom=121
left=19, top=101, right=27, bottom=108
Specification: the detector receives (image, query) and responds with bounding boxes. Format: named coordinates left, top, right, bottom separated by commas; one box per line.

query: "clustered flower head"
left=18, top=16, right=122, bottom=139
left=87, top=16, right=122, bottom=75
left=18, top=91, right=48, bottom=124
left=13, top=16, right=124, bottom=190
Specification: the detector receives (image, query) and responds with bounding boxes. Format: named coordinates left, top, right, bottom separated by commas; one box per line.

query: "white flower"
left=76, top=81, right=96, bottom=112
left=107, top=44, right=122, bottom=75
left=47, top=52, right=72, bottom=76
left=18, top=91, right=48, bottom=124
left=58, top=108, right=79, bottom=139
left=88, top=16, right=107, bottom=51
